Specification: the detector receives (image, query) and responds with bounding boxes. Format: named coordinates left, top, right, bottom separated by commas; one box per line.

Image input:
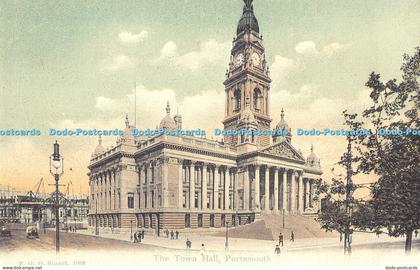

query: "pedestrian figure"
left=165, top=229, right=169, bottom=238
left=340, top=232, right=343, bottom=242
left=415, top=230, right=418, bottom=238
left=170, top=230, right=174, bottom=240
left=200, top=243, right=206, bottom=254
left=175, top=230, right=179, bottom=240
left=274, top=244, right=281, bottom=255
left=133, top=231, right=138, bottom=243
left=290, top=231, right=294, bottom=242
left=142, top=230, right=145, bottom=239
left=186, top=238, right=192, bottom=249
left=278, top=233, right=284, bottom=246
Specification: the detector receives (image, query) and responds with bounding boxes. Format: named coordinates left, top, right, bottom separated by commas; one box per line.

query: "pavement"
left=74, top=226, right=420, bottom=253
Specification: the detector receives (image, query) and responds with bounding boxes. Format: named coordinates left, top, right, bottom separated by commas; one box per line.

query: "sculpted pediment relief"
left=260, top=141, right=305, bottom=161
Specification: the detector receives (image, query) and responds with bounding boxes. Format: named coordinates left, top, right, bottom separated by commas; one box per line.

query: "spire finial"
left=98, top=135, right=102, bottom=145
left=244, top=0, right=253, bottom=9
left=125, top=114, right=129, bottom=127
left=281, top=108, right=285, bottom=120
left=166, top=101, right=170, bottom=115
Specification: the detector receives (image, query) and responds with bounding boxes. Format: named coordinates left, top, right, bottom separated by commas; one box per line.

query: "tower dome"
left=159, top=102, right=176, bottom=130
left=273, top=108, right=292, bottom=143
left=93, top=135, right=105, bottom=155
left=307, top=144, right=321, bottom=167
left=237, top=0, right=260, bottom=35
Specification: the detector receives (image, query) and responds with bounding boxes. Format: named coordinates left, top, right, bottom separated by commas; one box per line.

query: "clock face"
left=251, top=52, right=260, bottom=66
left=235, top=53, right=244, bottom=67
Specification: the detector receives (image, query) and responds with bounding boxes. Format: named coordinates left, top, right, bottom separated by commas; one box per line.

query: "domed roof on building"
left=120, top=114, right=136, bottom=142
left=159, top=102, right=177, bottom=130
left=276, top=108, right=291, bottom=132
left=93, top=135, right=105, bottom=155
left=237, top=0, right=260, bottom=35
left=307, top=144, right=321, bottom=167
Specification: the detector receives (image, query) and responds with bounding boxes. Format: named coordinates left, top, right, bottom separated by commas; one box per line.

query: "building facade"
left=0, top=185, right=88, bottom=227
left=88, top=0, right=322, bottom=231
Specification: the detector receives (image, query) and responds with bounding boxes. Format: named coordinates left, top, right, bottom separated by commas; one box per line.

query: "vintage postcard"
left=0, top=0, right=419, bottom=269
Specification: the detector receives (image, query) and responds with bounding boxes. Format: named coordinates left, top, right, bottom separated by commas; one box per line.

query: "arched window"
left=253, top=88, right=261, bottom=112
left=234, top=89, right=241, bottom=111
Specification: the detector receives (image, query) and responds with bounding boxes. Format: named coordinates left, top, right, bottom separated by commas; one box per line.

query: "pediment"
left=259, top=140, right=305, bottom=162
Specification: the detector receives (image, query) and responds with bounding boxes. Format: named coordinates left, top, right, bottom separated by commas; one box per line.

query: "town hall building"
left=88, top=0, right=322, bottom=231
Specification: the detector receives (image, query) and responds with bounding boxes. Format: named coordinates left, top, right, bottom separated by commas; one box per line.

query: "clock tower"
left=223, top=0, right=272, bottom=148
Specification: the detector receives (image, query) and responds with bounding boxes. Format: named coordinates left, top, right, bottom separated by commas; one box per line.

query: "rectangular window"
left=207, top=192, right=211, bottom=209
left=151, top=191, right=155, bottom=208
left=183, top=191, right=187, bottom=208
left=127, top=193, right=134, bottom=209
left=210, top=214, right=215, bottom=227
left=194, top=192, right=199, bottom=208
left=144, top=192, right=147, bottom=208
left=198, top=214, right=203, bottom=228
left=185, top=214, right=191, bottom=228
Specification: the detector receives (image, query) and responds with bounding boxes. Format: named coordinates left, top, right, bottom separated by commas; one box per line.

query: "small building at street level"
left=88, top=0, right=322, bottom=231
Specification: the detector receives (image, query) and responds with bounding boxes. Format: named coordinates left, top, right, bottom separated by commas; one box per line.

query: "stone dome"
left=159, top=102, right=176, bottom=130
left=93, top=135, right=105, bottom=155
left=121, top=114, right=135, bottom=142
left=307, top=144, right=321, bottom=167
left=276, top=108, right=291, bottom=132
left=237, top=0, right=260, bottom=35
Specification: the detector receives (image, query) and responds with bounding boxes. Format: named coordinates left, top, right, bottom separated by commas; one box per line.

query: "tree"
left=355, top=47, right=420, bottom=253
left=315, top=47, right=419, bottom=254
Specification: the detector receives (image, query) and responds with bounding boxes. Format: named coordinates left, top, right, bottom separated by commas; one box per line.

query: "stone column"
left=264, top=166, right=269, bottom=211
left=282, top=169, right=287, bottom=212
left=243, top=166, right=250, bottom=210
left=273, top=167, right=279, bottom=212
left=178, top=160, right=183, bottom=209
left=189, top=163, right=195, bottom=209
left=224, top=167, right=230, bottom=210
left=254, top=165, right=260, bottom=210
left=290, top=171, right=297, bottom=214
left=309, top=179, right=313, bottom=208
left=202, top=164, right=207, bottom=209
left=298, top=172, right=304, bottom=214
left=214, top=166, right=220, bottom=209
left=234, top=170, right=239, bottom=210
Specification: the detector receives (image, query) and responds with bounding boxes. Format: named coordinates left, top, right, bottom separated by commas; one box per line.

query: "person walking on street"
left=415, top=230, right=418, bottom=238
left=278, top=233, right=284, bottom=246
left=141, top=230, right=145, bottom=239
left=274, top=244, right=281, bottom=255
left=290, top=231, right=295, bottom=242
left=186, top=238, right=192, bottom=249
left=175, top=230, right=179, bottom=240
left=170, top=230, right=174, bottom=240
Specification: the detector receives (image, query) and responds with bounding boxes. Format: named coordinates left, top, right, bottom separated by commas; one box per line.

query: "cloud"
left=155, top=39, right=230, bottom=71
left=104, top=54, right=137, bottom=72
left=269, top=55, right=298, bottom=86
left=118, top=31, right=148, bottom=44
left=295, top=41, right=346, bottom=58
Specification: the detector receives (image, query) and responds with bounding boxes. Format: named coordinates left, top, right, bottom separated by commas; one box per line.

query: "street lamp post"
left=49, top=141, right=64, bottom=253
left=282, top=208, right=285, bottom=229
left=130, top=220, right=133, bottom=241
left=225, top=221, right=230, bottom=251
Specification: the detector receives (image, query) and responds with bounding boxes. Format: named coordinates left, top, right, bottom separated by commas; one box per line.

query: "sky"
left=0, top=0, right=419, bottom=194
